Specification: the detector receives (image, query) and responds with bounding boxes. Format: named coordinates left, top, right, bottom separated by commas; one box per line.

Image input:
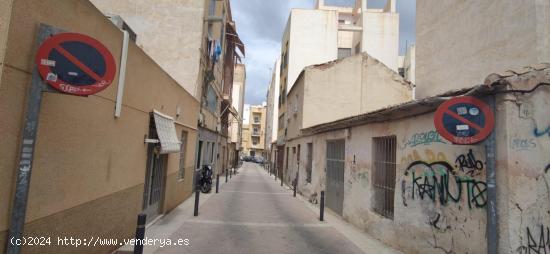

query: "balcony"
left=251, top=132, right=261, bottom=137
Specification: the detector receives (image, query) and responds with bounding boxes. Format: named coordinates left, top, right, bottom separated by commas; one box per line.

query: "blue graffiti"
left=534, top=126, right=550, bottom=137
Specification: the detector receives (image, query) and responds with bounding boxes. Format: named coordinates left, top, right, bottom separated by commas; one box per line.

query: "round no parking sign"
left=434, top=96, right=494, bottom=145
left=35, top=33, right=116, bottom=96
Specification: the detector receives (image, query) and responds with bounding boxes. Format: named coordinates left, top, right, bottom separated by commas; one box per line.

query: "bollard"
left=293, top=180, right=297, bottom=197
left=280, top=173, right=283, bottom=186
left=134, top=213, right=146, bottom=254
left=226, top=170, right=228, bottom=183
left=320, top=191, right=325, bottom=221
left=193, top=189, right=200, bottom=216
left=230, top=168, right=232, bottom=179
left=216, top=174, right=219, bottom=193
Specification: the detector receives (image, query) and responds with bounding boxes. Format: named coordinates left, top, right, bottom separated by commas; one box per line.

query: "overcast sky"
left=231, top=0, right=416, bottom=105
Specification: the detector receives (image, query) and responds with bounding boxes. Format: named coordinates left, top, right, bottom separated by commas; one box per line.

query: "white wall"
left=361, top=11, right=399, bottom=71
left=287, top=9, right=339, bottom=92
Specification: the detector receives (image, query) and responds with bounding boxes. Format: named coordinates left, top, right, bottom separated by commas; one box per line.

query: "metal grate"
left=306, top=143, right=313, bottom=183
left=372, top=136, right=397, bottom=219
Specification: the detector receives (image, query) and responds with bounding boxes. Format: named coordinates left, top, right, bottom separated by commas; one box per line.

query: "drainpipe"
left=485, top=94, right=498, bottom=254
left=114, top=30, right=129, bottom=118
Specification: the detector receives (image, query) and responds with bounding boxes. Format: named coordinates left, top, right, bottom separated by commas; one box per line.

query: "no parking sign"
left=35, top=33, right=116, bottom=96
left=434, top=96, right=494, bottom=145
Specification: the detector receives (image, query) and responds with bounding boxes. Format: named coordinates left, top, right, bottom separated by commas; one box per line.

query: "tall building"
left=241, top=104, right=267, bottom=158
left=265, top=58, right=281, bottom=170
left=194, top=0, right=244, bottom=177
left=416, top=0, right=550, bottom=98
left=276, top=0, right=400, bottom=173
left=228, top=63, right=246, bottom=167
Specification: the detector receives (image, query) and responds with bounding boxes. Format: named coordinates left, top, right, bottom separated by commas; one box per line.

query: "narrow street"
left=156, top=162, right=365, bottom=254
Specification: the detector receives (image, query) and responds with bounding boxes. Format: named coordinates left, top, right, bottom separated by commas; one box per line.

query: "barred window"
left=372, top=136, right=396, bottom=219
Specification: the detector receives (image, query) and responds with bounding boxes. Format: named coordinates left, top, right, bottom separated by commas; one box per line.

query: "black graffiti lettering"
left=405, top=161, right=487, bottom=208
left=455, top=149, right=484, bottom=176
left=525, top=225, right=550, bottom=254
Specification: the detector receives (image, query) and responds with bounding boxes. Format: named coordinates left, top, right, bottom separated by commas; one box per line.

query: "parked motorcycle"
left=198, top=165, right=213, bottom=193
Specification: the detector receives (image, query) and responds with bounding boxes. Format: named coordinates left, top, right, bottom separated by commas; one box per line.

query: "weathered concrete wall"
left=416, top=0, right=550, bottom=99
left=299, top=53, right=410, bottom=130
left=288, top=86, right=550, bottom=253
left=501, top=87, right=550, bottom=253
left=0, top=0, right=199, bottom=253
left=90, top=0, right=205, bottom=99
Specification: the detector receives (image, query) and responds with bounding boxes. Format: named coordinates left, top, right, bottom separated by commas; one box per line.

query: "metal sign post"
left=7, top=23, right=116, bottom=254
left=7, top=24, right=63, bottom=254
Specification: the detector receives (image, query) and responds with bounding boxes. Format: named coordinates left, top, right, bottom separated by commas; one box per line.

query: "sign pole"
left=7, top=24, right=62, bottom=254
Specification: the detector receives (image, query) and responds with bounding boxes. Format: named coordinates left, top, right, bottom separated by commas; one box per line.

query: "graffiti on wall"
left=403, top=160, right=487, bottom=209
left=511, top=138, right=538, bottom=151
left=403, top=130, right=447, bottom=148
left=454, top=149, right=484, bottom=176
left=534, top=126, right=550, bottom=138
left=517, top=225, right=550, bottom=254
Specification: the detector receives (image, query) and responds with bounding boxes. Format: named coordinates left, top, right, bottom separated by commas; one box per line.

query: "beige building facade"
left=416, top=0, right=550, bottom=99
left=228, top=63, right=246, bottom=166
left=0, top=0, right=200, bottom=253
left=241, top=105, right=267, bottom=158
left=90, top=0, right=206, bottom=99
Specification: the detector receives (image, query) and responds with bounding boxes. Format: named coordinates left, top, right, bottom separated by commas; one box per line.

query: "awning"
left=153, top=110, right=181, bottom=154
left=226, top=22, right=245, bottom=57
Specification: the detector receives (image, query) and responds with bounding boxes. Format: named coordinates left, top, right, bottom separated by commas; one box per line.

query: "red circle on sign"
left=433, top=96, right=494, bottom=145
left=35, top=33, right=116, bottom=96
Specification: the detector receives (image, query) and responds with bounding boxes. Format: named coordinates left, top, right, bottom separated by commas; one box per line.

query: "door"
left=326, top=139, right=345, bottom=216
left=143, top=144, right=167, bottom=223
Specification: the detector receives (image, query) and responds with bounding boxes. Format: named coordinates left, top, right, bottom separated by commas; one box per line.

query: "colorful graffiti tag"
left=534, top=126, right=550, bottom=138
left=403, top=130, right=447, bottom=148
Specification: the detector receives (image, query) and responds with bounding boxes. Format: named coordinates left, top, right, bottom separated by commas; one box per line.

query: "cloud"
left=231, top=0, right=415, bottom=105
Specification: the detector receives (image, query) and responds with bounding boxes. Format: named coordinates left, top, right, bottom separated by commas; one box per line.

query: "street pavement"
left=154, top=162, right=366, bottom=254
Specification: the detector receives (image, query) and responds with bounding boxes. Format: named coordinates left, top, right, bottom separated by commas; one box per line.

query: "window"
left=208, top=0, right=216, bottom=16
left=196, top=141, right=203, bottom=169
left=178, top=131, right=188, bottom=180
left=252, top=137, right=259, bottom=145
left=206, top=85, right=217, bottom=113
left=211, top=143, right=215, bottom=163
left=306, top=143, right=313, bottom=183
left=338, top=48, right=352, bottom=59
left=372, top=136, right=397, bottom=219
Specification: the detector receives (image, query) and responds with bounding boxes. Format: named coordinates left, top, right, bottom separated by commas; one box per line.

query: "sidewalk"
left=114, top=163, right=402, bottom=254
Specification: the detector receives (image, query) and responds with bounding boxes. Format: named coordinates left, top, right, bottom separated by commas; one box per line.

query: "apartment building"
left=0, top=0, right=199, bottom=253
left=228, top=63, right=246, bottom=168
left=197, top=0, right=244, bottom=177
left=241, top=104, right=267, bottom=158
left=265, top=58, right=281, bottom=171
left=275, top=0, right=400, bottom=174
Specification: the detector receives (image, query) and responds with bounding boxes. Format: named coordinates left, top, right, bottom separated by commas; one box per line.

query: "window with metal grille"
left=178, top=131, right=188, bottom=180
left=306, top=143, right=313, bottom=183
left=372, top=136, right=396, bottom=219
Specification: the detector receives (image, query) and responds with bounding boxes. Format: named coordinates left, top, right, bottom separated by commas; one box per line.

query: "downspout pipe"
left=114, top=30, right=129, bottom=118
left=485, top=94, right=498, bottom=254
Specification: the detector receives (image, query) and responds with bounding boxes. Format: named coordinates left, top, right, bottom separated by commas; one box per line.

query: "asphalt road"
left=155, top=162, right=364, bottom=254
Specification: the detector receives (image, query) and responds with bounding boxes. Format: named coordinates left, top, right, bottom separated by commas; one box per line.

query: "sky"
left=231, top=0, right=416, bottom=105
